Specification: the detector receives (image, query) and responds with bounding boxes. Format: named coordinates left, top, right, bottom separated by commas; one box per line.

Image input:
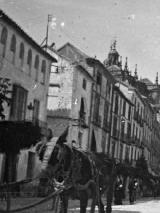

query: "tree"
left=0, top=77, right=11, bottom=119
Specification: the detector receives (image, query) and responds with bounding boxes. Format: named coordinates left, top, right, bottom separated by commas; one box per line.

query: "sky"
left=0, top=0, right=160, bottom=82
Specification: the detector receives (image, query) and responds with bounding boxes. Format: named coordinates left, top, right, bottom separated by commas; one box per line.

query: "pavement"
left=0, top=196, right=160, bottom=212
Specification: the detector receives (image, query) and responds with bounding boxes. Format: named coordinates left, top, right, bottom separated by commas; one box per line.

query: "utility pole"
left=45, top=15, right=50, bottom=50
left=41, top=14, right=51, bottom=49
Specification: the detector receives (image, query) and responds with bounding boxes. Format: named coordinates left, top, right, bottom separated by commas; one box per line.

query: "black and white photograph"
left=0, top=0, right=160, bottom=212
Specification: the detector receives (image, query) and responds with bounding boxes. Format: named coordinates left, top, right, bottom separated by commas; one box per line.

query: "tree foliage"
left=0, top=78, right=11, bottom=119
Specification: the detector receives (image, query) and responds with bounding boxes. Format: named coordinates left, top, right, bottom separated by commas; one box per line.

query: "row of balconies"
left=111, top=128, right=143, bottom=145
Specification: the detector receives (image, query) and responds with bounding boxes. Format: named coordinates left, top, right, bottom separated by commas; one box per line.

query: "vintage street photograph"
left=0, top=0, right=160, bottom=212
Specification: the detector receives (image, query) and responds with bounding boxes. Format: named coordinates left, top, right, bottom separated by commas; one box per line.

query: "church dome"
left=104, top=41, right=120, bottom=68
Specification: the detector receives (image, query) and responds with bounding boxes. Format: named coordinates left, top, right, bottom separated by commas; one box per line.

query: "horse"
left=36, top=136, right=112, bottom=213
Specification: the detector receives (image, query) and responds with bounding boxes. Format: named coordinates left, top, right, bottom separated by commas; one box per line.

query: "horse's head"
left=46, top=142, right=72, bottom=182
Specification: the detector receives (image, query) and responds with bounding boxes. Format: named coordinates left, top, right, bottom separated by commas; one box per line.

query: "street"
left=1, top=197, right=160, bottom=213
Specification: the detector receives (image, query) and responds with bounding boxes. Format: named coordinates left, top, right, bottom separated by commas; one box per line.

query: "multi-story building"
left=86, top=58, right=115, bottom=153
left=46, top=43, right=93, bottom=150
left=128, top=87, right=144, bottom=162
left=104, top=42, right=160, bottom=176
left=0, top=10, right=56, bottom=182
left=110, top=83, right=133, bottom=163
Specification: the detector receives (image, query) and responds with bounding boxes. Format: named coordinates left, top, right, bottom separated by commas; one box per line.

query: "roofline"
left=58, top=42, right=90, bottom=58
left=114, top=85, right=134, bottom=106
left=86, top=57, right=116, bottom=83
left=76, top=64, right=94, bottom=81
left=0, top=10, right=57, bottom=62
left=128, top=86, right=147, bottom=105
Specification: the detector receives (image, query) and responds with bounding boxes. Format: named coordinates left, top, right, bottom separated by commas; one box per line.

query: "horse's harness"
left=52, top=144, right=100, bottom=191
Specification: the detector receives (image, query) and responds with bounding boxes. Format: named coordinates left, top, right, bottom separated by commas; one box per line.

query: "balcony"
left=112, top=128, right=119, bottom=139
left=0, top=119, right=43, bottom=153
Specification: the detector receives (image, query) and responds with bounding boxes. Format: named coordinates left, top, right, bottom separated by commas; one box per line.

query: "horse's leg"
left=90, top=183, right=97, bottom=213
left=80, top=191, right=88, bottom=213
left=59, top=193, right=68, bottom=213
left=98, top=195, right=105, bottom=213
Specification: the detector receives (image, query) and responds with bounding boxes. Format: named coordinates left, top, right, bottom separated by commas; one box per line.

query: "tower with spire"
left=155, top=72, right=159, bottom=86
left=134, top=64, right=138, bottom=80
left=104, top=40, right=120, bottom=67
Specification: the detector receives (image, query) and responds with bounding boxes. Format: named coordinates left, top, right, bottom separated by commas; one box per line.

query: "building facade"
left=86, top=58, right=115, bottom=153
left=0, top=10, right=56, bottom=182
left=46, top=43, right=93, bottom=150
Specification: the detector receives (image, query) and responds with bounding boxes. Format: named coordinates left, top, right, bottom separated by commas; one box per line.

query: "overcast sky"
left=1, top=0, right=160, bottom=82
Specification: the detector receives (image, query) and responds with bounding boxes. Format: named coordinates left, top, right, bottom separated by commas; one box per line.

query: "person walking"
left=114, top=176, right=123, bottom=205
left=128, top=178, right=138, bottom=204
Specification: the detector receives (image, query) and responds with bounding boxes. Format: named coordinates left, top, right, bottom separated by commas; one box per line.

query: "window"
left=0, top=27, right=8, bottom=57
left=96, top=72, right=101, bottom=85
left=111, top=141, right=115, bottom=158
left=103, top=101, right=109, bottom=129
left=119, top=143, right=123, bottom=160
left=93, top=93, right=100, bottom=122
left=82, top=78, right=87, bottom=90
left=137, top=103, right=140, bottom=115
left=101, top=134, right=106, bottom=153
left=121, top=121, right=125, bottom=140
left=48, top=84, right=60, bottom=96
left=34, top=55, right=39, bottom=69
left=33, top=99, right=40, bottom=124
left=114, top=94, right=118, bottom=114
left=106, top=83, right=111, bottom=99
left=10, top=34, right=16, bottom=63
left=122, top=101, right=126, bottom=116
left=125, top=146, right=129, bottom=161
left=127, top=122, right=131, bottom=139
left=19, top=42, right=24, bottom=66
left=128, top=105, right=131, bottom=120
left=132, top=123, right=135, bottom=138
left=27, top=49, right=32, bottom=71
left=113, top=115, right=118, bottom=136
left=34, top=55, right=39, bottom=81
left=41, top=60, right=46, bottom=84
left=10, top=85, right=28, bottom=120
left=10, top=35, right=16, bottom=53
left=79, top=98, right=86, bottom=122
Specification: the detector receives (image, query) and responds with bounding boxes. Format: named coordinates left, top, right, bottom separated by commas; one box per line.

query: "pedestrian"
left=128, top=178, right=138, bottom=204
left=153, top=180, right=159, bottom=198
left=114, top=176, right=123, bottom=205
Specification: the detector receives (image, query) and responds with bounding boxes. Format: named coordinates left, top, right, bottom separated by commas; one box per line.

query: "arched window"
left=0, top=27, right=8, bottom=45
left=34, top=55, right=39, bottom=81
left=27, top=49, right=32, bottom=70
left=0, top=27, right=8, bottom=57
left=19, top=42, right=24, bottom=66
left=41, top=60, right=46, bottom=84
left=34, top=55, right=39, bottom=69
left=10, top=34, right=16, bottom=63
left=19, top=42, right=24, bottom=59
left=10, top=34, right=16, bottom=53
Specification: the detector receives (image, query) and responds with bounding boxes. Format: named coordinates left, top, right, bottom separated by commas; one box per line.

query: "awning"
left=0, top=120, right=41, bottom=153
